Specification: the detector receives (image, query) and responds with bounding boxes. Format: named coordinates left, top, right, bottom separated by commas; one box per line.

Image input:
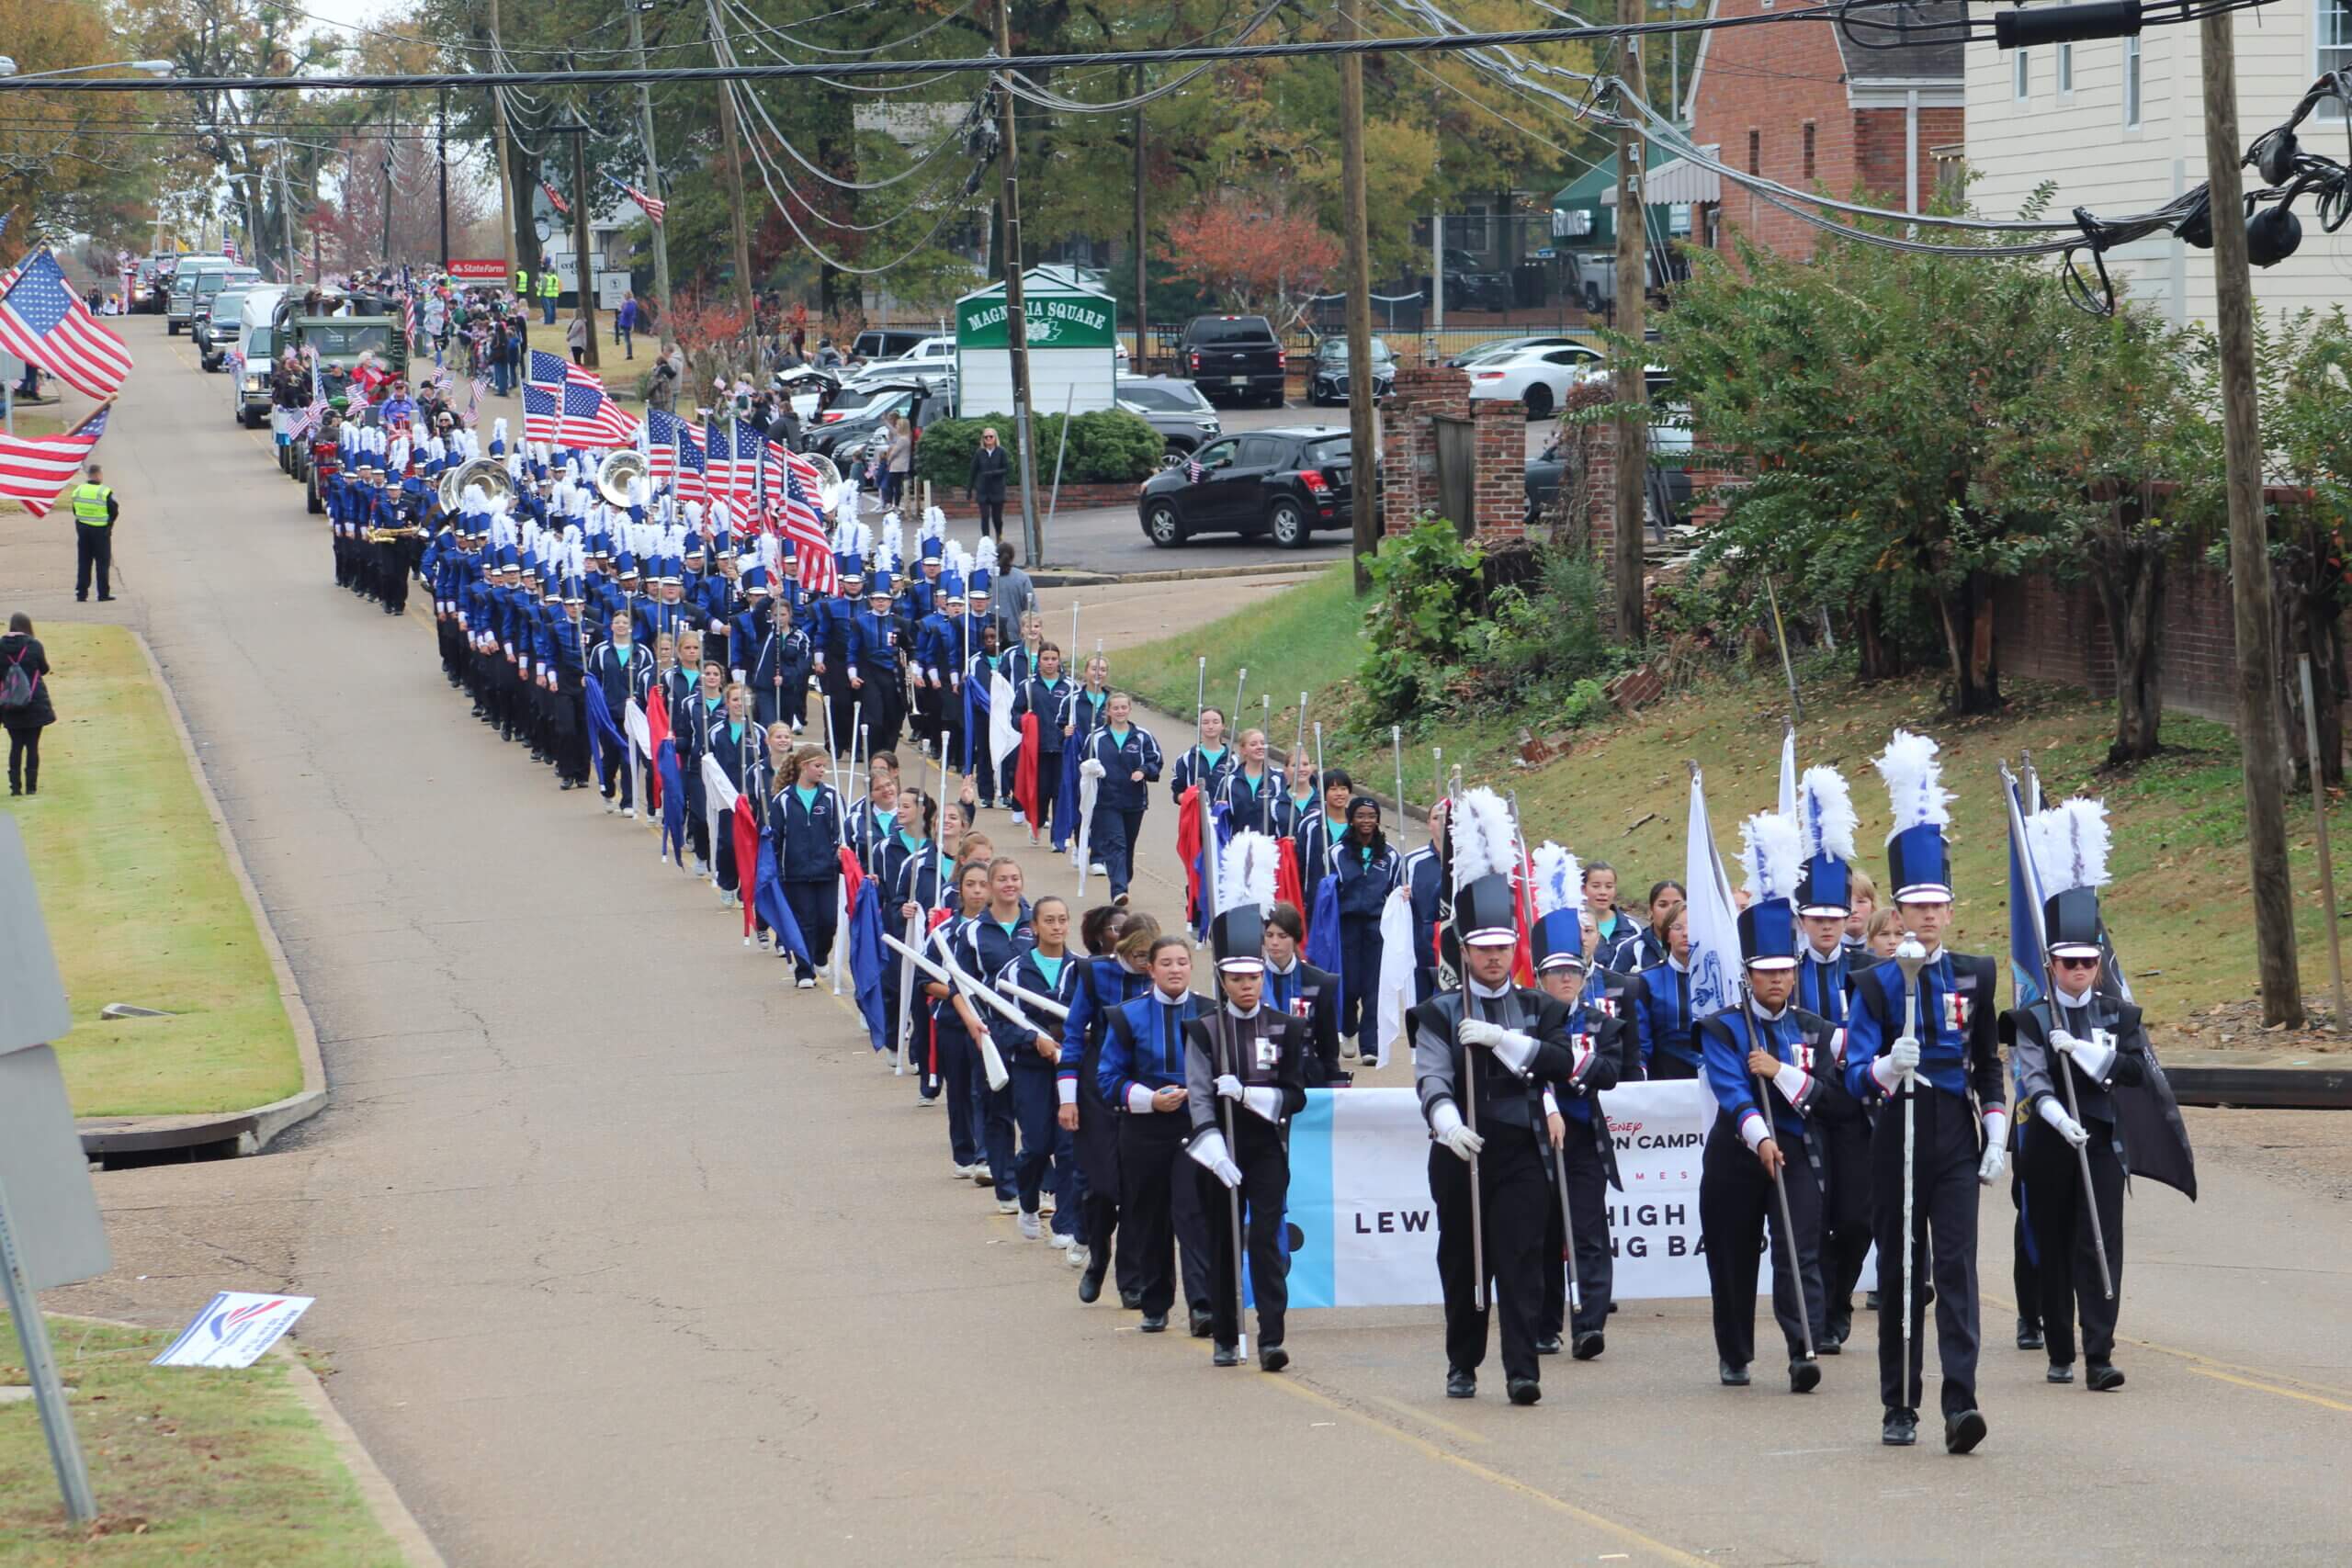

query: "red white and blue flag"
left=717, top=417, right=763, bottom=510
left=646, top=406, right=695, bottom=497
left=0, top=404, right=110, bottom=518
left=540, top=179, right=570, bottom=218
left=777, top=446, right=838, bottom=595
left=560, top=364, right=639, bottom=449
left=223, top=237, right=239, bottom=263
left=605, top=171, right=667, bottom=224
left=524, top=349, right=567, bottom=447
left=0, top=248, right=134, bottom=400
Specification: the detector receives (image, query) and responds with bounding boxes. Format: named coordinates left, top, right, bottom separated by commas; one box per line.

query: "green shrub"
left=1354, top=518, right=1485, bottom=728
left=915, top=409, right=1163, bottom=491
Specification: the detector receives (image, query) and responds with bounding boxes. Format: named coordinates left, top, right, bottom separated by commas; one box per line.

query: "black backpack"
left=0, top=646, right=33, bottom=713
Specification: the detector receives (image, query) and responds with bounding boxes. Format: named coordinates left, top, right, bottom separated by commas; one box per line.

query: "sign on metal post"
left=0, top=817, right=110, bottom=1524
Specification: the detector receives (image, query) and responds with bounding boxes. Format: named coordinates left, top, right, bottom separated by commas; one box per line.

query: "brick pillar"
left=1583, top=414, right=1618, bottom=589
left=1381, top=367, right=1471, bottom=536
left=1472, top=394, right=1526, bottom=545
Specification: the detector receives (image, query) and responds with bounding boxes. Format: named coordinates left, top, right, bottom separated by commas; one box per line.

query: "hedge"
left=914, top=409, right=1163, bottom=491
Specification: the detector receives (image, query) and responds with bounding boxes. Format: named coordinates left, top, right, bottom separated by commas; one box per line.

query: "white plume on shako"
left=1449, top=786, right=1519, bottom=887
left=2027, top=796, right=2112, bottom=897
left=1529, top=840, right=1583, bottom=919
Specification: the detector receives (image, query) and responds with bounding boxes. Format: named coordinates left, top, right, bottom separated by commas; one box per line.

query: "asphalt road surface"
left=18, top=319, right=2352, bottom=1567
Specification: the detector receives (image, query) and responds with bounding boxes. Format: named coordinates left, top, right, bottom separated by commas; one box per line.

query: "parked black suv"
left=1136, top=427, right=1351, bottom=548
left=1178, top=315, right=1287, bottom=408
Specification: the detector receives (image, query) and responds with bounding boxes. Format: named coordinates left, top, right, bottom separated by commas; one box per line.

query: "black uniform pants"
left=2020, top=1114, right=2125, bottom=1365
left=1034, top=750, right=1062, bottom=843
left=2011, top=1157, right=2042, bottom=1333
left=1701, top=1118, right=1826, bottom=1367
left=74, top=522, right=113, bottom=600
left=1117, top=1111, right=1213, bottom=1319
left=1196, top=1116, right=1292, bottom=1348
left=1538, top=1122, right=1614, bottom=1343
left=1871, top=1089, right=1984, bottom=1416
left=1824, top=1114, right=1874, bottom=1327
left=1430, top=1120, right=1549, bottom=1383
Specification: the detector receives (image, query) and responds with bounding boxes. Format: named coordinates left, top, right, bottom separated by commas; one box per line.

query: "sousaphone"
left=597, top=448, right=649, bottom=507
left=439, top=455, right=516, bottom=513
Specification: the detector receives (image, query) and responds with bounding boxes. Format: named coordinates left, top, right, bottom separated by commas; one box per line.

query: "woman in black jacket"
left=2, top=613, right=56, bottom=797
left=967, top=426, right=1010, bottom=544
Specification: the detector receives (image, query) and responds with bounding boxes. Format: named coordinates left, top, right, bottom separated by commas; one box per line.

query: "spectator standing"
left=566, top=311, right=588, bottom=367
left=1, top=613, right=54, bottom=798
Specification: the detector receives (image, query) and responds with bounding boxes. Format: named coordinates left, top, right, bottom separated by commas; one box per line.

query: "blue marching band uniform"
left=304, top=382, right=2196, bottom=1413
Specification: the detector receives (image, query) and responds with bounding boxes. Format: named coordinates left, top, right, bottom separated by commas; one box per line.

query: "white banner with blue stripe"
left=1285, top=1082, right=1722, bottom=1308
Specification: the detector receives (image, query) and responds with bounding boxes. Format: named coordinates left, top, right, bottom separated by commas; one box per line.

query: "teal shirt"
left=1034, top=953, right=1066, bottom=988
left=794, top=785, right=818, bottom=810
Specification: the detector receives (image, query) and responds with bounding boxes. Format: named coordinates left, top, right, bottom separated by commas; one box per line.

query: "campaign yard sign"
left=153, top=1292, right=316, bottom=1370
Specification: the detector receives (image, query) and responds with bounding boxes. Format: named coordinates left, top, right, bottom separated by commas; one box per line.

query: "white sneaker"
left=795, top=976, right=817, bottom=990
left=1010, top=811, right=1027, bottom=827
left=952, top=1160, right=977, bottom=1179
left=1089, top=862, right=1106, bottom=875
left=1066, top=1245, right=1091, bottom=1271
left=972, top=1168, right=994, bottom=1187
left=604, top=797, right=618, bottom=814
left=1047, top=1230, right=1074, bottom=1250
left=1018, top=1211, right=1042, bottom=1240
left=997, top=1198, right=1019, bottom=1216
left=622, top=807, right=636, bottom=819
left=693, top=857, right=710, bottom=876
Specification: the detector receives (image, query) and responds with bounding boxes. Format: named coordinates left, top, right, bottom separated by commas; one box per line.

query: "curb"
left=74, top=629, right=329, bottom=1159
left=1034, top=560, right=1336, bottom=588
left=276, top=1346, right=450, bottom=1568
left=2165, top=1063, right=2352, bottom=1110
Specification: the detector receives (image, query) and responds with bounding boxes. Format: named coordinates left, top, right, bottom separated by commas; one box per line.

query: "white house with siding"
left=1963, top=4, right=2350, bottom=328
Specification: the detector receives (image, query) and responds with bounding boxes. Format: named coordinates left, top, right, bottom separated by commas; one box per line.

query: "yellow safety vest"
left=71, top=482, right=113, bottom=527
left=515, top=268, right=528, bottom=292
left=538, top=272, right=560, bottom=299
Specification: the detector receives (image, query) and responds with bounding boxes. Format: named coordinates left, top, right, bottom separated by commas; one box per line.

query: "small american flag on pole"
left=560, top=364, right=639, bottom=449
left=540, top=179, right=571, bottom=218
left=289, top=357, right=330, bottom=441
left=525, top=349, right=567, bottom=446
left=223, top=236, right=239, bottom=263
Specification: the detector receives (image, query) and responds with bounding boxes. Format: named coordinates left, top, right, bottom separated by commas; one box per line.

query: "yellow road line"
left=1985, top=1289, right=2352, bottom=1405
left=1260, top=1373, right=1714, bottom=1567
left=2183, top=1365, right=2352, bottom=1415
left=1364, top=1392, right=1491, bottom=1446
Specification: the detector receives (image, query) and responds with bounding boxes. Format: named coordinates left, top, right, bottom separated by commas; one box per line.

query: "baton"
left=883, top=930, right=1012, bottom=1090
left=1745, top=987, right=1815, bottom=1359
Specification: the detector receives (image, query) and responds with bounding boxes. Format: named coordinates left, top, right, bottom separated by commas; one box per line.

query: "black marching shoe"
left=1139, top=1313, right=1169, bottom=1334
left=1259, top=1343, right=1289, bottom=1373
left=1823, top=1314, right=1849, bottom=1353
left=1077, top=1267, right=1105, bottom=1304
left=2047, top=1361, right=2075, bottom=1384
left=1719, top=1359, right=1750, bottom=1387
left=1212, top=1343, right=1239, bottom=1368
left=1790, top=1358, right=1822, bottom=1395
left=1444, top=1367, right=1476, bottom=1400
left=1865, top=1290, right=1882, bottom=1312
left=1882, top=1406, right=1918, bottom=1447
left=2086, top=1361, right=2126, bottom=1393
left=1534, top=1334, right=1564, bottom=1356
left=1572, top=1331, right=1606, bottom=1361
left=1119, top=1288, right=1144, bottom=1312
left=2017, top=1316, right=2045, bottom=1351
left=1506, top=1377, right=1542, bottom=1407
left=1943, top=1408, right=1988, bottom=1455
left=1188, top=1307, right=1216, bottom=1339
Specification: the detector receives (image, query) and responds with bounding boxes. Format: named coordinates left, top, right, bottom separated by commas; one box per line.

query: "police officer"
left=1412, top=790, right=1582, bottom=1405
left=71, top=463, right=119, bottom=603
left=1183, top=836, right=1312, bottom=1370
left=1842, top=731, right=2009, bottom=1454
left=1697, top=814, right=1855, bottom=1394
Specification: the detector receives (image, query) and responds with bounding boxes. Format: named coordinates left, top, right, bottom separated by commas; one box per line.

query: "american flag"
left=403, top=291, right=419, bottom=351
left=289, top=358, right=330, bottom=441
left=716, top=417, right=763, bottom=509
left=0, top=249, right=133, bottom=400
left=560, top=364, right=639, bottom=449
left=670, top=411, right=707, bottom=503
left=0, top=404, right=110, bottom=518
left=1185, top=453, right=1204, bottom=483
left=777, top=446, right=838, bottom=595
left=645, top=406, right=690, bottom=493
left=605, top=171, right=667, bottom=225
left=223, top=237, right=239, bottom=262
left=540, top=179, right=571, bottom=218
left=524, top=349, right=566, bottom=446
left=469, top=367, right=488, bottom=416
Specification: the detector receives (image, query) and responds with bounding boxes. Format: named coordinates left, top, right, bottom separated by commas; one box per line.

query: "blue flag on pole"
left=752, top=835, right=814, bottom=970
left=657, top=737, right=685, bottom=860
left=1305, top=873, right=1345, bottom=976
left=1054, top=738, right=1084, bottom=853
left=583, top=678, right=627, bottom=793
left=845, top=879, right=890, bottom=1052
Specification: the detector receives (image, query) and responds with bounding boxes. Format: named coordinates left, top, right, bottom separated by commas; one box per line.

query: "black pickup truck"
left=1178, top=314, right=1288, bottom=408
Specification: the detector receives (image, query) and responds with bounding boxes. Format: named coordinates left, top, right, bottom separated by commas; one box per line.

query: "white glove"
left=1186, top=1128, right=1243, bottom=1189
left=1214, top=1073, right=1244, bottom=1101
left=1870, top=1036, right=1923, bottom=1092
left=1977, top=1141, right=2007, bottom=1186
left=1488, top=1028, right=1540, bottom=1077
left=1242, top=1086, right=1283, bottom=1124
left=2052, top=1028, right=2119, bottom=1082
left=1080, top=758, right=1106, bottom=780
left=1430, top=1100, right=1485, bottom=1162
left=1457, top=1018, right=1504, bottom=1048
left=2038, top=1097, right=2090, bottom=1148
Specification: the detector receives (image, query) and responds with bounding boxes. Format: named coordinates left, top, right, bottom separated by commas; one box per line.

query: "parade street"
left=22, top=321, right=2352, bottom=1568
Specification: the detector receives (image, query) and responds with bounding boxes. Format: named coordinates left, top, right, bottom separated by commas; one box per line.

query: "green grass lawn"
left=0, top=1314, right=404, bottom=1566
left=1118, top=569, right=2348, bottom=1033
left=2, top=625, right=302, bottom=1116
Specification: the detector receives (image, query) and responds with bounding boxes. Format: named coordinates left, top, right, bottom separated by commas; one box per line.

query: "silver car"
left=1116, top=377, right=1222, bottom=456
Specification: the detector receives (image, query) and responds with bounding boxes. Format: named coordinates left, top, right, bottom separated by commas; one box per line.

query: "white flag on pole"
left=1777, top=728, right=1798, bottom=820
left=1683, top=769, right=1742, bottom=1019
left=1373, top=885, right=1418, bottom=1069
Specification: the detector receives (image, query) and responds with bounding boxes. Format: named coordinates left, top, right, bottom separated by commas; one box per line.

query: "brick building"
left=1681, top=0, right=1965, bottom=259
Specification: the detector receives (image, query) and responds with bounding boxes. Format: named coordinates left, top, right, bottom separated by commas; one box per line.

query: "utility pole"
left=488, top=0, right=518, bottom=279
left=993, top=0, right=1044, bottom=564
left=567, top=112, right=601, bottom=370
left=625, top=0, right=674, bottom=332
left=279, top=148, right=298, bottom=291
left=1610, top=2, right=1648, bottom=645
left=437, top=86, right=451, bottom=271
left=380, top=147, right=392, bottom=265
left=2202, top=7, right=2302, bottom=1025
left=1132, top=63, right=1148, bottom=370
left=1339, top=0, right=1377, bottom=593
left=709, top=32, right=760, bottom=353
